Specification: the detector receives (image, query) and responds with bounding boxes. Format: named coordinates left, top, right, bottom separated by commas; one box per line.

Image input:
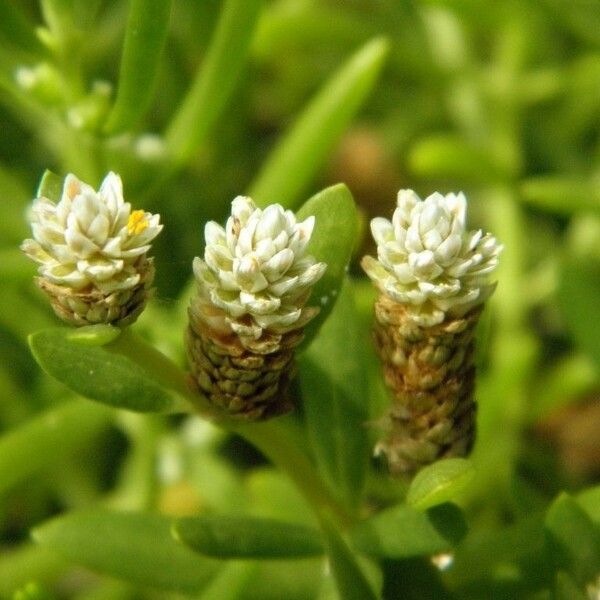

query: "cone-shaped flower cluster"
left=362, top=189, right=501, bottom=327
left=21, top=172, right=162, bottom=326
left=187, top=196, right=326, bottom=420
left=362, top=190, right=501, bottom=474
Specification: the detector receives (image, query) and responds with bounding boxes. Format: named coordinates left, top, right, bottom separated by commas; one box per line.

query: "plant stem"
left=110, top=328, right=353, bottom=525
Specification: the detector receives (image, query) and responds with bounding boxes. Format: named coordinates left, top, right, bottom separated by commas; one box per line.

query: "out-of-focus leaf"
left=197, top=562, right=258, bottom=600
left=406, top=458, right=475, bottom=510
left=172, top=515, right=323, bottom=559
left=352, top=503, right=467, bottom=559
left=165, top=0, right=262, bottom=164
left=29, top=328, right=183, bottom=413
left=300, top=280, right=369, bottom=510
left=296, top=184, right=359, bottom=350
left=0, top=3, right=44, bottom=53
left=249, top=37, right=389, bottom=209
left=554, top=571, right=588, bottom=600
left=104, top=0, right=172, bottom=133
left=545, top=493, right=600, bottom=586
left=0, top=400, right=111, bottom=496
left=558, top=258, right=600, bottom=369
left=520, top=177, right=600, bottom=215
left=409, top=135, right=503, bottom=182
left=33, top=510, right=219, bottom=593
left=0, top=166, right=30, bottom=245
left=36, top=170, right=62, bottom=203
left=577, top=485, right=600, bottom=524
left=321, top=519, right=378, bottom=600
left=529, top=353, right=597, bottom=422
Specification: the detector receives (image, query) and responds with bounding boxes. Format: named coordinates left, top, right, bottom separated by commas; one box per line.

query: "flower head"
left=191, top=196, right=326, bottom=340
left=362, top=189, right=502, bottom=326
left=21, top=172, right=162, bottom=325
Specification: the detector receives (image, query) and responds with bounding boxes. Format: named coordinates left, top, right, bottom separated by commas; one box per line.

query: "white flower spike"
left=362, top=190, right=501, bottom=474
left=187, top=196, right=326, bottom=420
left=21, top=172, right=162, bottom=326
left=362, top=189, right=502, bottom=327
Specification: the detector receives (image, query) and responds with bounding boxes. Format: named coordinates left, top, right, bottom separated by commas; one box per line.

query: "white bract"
left=192, top=196, right=326, bottom=339
left=22, top=172, right=162, bottom=293
left=363, top=189, right=502, bottom=326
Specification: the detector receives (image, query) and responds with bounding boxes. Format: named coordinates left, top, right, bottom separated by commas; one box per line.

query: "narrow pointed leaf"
left=104, top=0, right=172, bottom=133
left=520, top=177, right=600, bottom=215
left=36, top=170, right=62, bottom=203
left=352, top=503, right=467, bottom=559
left=321, top=520, right=378, bottom=600
left=545, top=493, right=600, bottom=586
left=406, top=458, right=475, bottom=510
left=300, top=281, right=369, bottom=509
left=296, top=183, right=359, bottom=349
left=173, top=515, right=324, bottom=559
left=0, top=401, right=111, bottom=496
left=29, top=328, right=181, bottom=413
left=249, top=37, right=389, bottom=209
left=32, top=510, right=219, bottom=593
left=165, top=0, right=262, bottom=164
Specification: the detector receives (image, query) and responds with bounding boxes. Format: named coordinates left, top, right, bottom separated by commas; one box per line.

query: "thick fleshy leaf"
left=558, top=258, right=600, bottom=369
left=165, top=0, right=262, bottom=164
left=0, top=400, right=112, bottom=496
left=545, top=493, right=600, bottom=586
left=172, top=515, right=323, bottom=559
left=299, top=280, right=369, bottom=510
left=32, top=510, right=219, bottom=593
left=321, top=519, right=378, bottom=600
left=351, top=503, right=467, bottom=559
left=406, top=458, right=475, bottom=510
left=36, top=170, right=62, bottom=203
left=29, top=328, right=183, bottom=413
left=249, top=37, right=389, bottom=209
left=104, top=0, right=172, bottom=133
left=296, top=183, right=359, bottom=350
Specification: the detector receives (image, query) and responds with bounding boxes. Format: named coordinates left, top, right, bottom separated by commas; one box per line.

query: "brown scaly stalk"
left=362, top=189, right=502, bottom=474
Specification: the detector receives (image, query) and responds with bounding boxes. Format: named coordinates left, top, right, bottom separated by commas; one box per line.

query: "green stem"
left=233, top=420, right=354, bottom=527
left=109, top=328, right=353, bottom=525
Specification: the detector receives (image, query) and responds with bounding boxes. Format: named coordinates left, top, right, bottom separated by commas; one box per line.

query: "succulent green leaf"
left=165, top=0, right=262, bottom=164
left=0, top=400, right=111, bottom=496
left=406, top=458, right=475, bottom=510
left=300, top=280, right=369, bottom=510
left=36, top=170, right=62, bottom=203
left=67, top=324, right=122, bottom=346
left=32, top=510, right=219, bottom=593
left=545, top=493, right=600, bottom=586
left=321, top=519, right=378, bottom=600
left=29, top=328, right=181, bottom=413
left=249, top=37, right=389, bottom=209
left=558, top=258, right=600, bottom=369
left=104, top=0, right=172, bottom=133
left=296, top=183, right=359, bottom=349
left=172, top=515, right=324, bottom=559
left=351, top=503, right=467, bottom=559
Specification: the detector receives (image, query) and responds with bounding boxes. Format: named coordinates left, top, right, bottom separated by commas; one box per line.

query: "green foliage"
left=172, top=515, right=323, bottom=559
left=2, top=0, right=600, bottom=598
left=32, top=510, right=219, bottom=593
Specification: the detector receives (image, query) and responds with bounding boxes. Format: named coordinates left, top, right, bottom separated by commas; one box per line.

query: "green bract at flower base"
left=362, top=190, right=502, bottom=474
left=187, top=196, right=326, bottom=420
left=21, top=171, right=162, bottom=326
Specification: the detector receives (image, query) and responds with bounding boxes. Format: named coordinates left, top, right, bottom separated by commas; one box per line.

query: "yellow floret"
left=127, top=210, right=149, bottom=235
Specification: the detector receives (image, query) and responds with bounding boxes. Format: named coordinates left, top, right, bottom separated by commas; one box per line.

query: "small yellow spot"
left=66, top=179, right=80, bottom=199
left=128, top=210, right=149, bottom=235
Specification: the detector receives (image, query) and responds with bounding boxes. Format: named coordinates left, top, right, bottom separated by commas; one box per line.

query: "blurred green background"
left=1, top=0, right=600, bottom=598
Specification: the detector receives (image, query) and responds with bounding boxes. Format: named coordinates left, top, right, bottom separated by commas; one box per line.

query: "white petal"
left=65, top=227, right=100, bottom=258
left=255, top=204, right=287, bottom=241
left=240, top=292, right=281, bottom=314
left=205, top=221, right=226, bottom=246
left=99, top=172, right=124, bottom=215
left=263, top=248, right=294, bottom=281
